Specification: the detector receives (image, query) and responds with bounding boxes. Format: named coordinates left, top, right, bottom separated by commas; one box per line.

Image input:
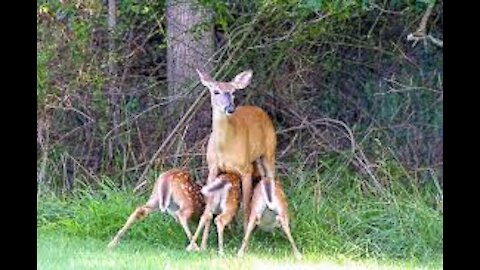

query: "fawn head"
left=196, top=69, right=253, bottom=116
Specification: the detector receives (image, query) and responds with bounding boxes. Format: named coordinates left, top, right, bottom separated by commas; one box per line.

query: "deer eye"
left=213, top=91, right=220, bottom=95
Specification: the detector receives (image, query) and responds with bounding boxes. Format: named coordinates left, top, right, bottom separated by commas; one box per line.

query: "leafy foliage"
left=37, top=0, right=443, bottom=196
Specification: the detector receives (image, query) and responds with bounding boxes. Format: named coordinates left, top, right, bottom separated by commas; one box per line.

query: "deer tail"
left=158, top=174, right=172, bottom=213
left=201, top=178, right=230, bottom=196
left=261, top=177, right=275, bottom=209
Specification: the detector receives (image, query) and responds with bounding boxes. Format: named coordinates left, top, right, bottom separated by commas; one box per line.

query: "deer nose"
left=225, top=104, right=235, bottom=115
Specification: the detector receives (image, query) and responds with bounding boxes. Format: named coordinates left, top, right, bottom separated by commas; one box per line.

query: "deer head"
left=196, top=69, right=253, bottom=116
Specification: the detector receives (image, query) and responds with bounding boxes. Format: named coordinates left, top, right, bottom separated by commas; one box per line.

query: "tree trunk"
left=107, top=0, right=121, bottom=163
left=166, top=0, right=214, bottom=115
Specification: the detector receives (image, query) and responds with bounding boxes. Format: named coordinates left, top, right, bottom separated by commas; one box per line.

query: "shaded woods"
left=37, top=0, right=443, bottom=201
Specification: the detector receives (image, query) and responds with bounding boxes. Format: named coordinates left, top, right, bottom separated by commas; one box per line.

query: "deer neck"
left=212, top=111, right=235, bottom=148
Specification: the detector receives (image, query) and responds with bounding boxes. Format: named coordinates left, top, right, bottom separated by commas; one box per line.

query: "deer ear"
left=230, top=70, right=253, bottom=90
left=196, top=69, right=214, bottom=88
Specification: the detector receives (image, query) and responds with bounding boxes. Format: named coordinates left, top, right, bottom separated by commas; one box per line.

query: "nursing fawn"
left=186, top=172, right=241, bottom=255
left=107, top=169, right=205, bottom=250
left=237, top=177, right=302, bottom=259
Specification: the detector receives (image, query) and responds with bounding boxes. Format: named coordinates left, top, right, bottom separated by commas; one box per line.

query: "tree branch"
left=407, top=2, right=443, bottom=48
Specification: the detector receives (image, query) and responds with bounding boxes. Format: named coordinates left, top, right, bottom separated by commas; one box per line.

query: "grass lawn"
left=37, top=231, right=441, bottom=270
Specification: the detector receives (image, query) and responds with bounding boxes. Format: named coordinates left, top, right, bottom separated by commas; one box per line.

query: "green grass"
left=37, top=163, right=443, bottom=269
left=37, top=232, right=439, bottom=270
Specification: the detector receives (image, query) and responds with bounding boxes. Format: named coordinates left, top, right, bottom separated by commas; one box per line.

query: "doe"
left=197, top=68, right=277, bottom=229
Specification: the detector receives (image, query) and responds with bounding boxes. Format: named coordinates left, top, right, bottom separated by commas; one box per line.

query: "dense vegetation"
left=38, top=161, right=442, bottom=267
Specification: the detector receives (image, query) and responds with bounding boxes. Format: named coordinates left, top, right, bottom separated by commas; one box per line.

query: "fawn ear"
left=196, top=69, right=215, bottom=88
left=230, top=70, right=253, bottom=90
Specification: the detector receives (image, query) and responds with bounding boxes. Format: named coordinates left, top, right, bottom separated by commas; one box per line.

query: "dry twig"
left=407, top=2, right=443, bottom=48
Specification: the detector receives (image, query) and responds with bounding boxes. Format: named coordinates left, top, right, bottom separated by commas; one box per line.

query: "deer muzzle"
left=225, top=104, right=235, bottom=115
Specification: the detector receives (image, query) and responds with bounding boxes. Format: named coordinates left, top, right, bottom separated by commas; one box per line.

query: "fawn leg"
left=187, top=208, right=211, bottom=251
left=108, top=193, right=158, bottom=250
left=278, top=215, right=302, bottom=260
left=107, top=205, right=154, bottom=249
left=200, top=213, right=212, bottom=250
left=198, top=166, right=218, bottom=249
left=215, top=212, right=235, bottom=255
left=237, top=215, right=257, bottom=257
left=176, top=209, right=194, bottom=243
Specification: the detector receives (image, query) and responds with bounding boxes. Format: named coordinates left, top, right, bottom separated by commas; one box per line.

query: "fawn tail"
left=158, top=174, right=172, bottom=212
left=261, top=177, right=275, bottom=209
left=256, top=157, right=275, bottom=209
left=202, top=177, right=231, bottom=196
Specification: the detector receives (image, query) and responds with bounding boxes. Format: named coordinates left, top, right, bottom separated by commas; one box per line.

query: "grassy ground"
left=37, top=162, right=443, bottom=269
left=37, top=232, right=439, bottom=270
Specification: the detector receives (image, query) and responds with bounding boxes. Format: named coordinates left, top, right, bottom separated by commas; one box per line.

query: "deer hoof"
left=107, top=241, right=118, bottom=250
left=294, top=252, right=303, bottom=260
left=186, top=243, right=200, bottom=252
left=237, top=249, right=245, bottom=257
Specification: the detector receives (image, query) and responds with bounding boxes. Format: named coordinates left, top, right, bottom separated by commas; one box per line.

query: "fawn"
left=107, top=169, right=205, bottom=250
left=237, top=177, right=302, bottom=259
left=196, top=69, right=277, bottom=229
left=186, top=172, right=241, bottom=255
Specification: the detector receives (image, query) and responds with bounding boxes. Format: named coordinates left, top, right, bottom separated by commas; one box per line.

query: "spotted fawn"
left=186, top=172, right=241, bottom=255
left=107, top=169, right=205, bottom=250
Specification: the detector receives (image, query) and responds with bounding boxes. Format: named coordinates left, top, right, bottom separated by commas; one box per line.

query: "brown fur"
left=237, top=178, right=302, bottom=259
left=107, top=169, right=205, bottom=250
left=198, top=69, right=277, bottom=231
left=187, top=172, right=241, bottom=254
left=206, top=105, right=277, bottom=229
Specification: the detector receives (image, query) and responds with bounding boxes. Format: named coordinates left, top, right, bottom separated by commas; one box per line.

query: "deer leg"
left=277, top=215, right=302, bottom=260
left=107, top=205, right=154, bottom=249
left=264, top=143, right=276, bottom=180
left=254, top=158, right=266, bottom=178
left=176, top=209, right=194, bottom=243
left=187, top=205, right=212, bottom=251
left=215, top=212, right=235, bottom=255
left=241, top=173, right=253, bottom=230
left=237, top=214, right=257, bottom=257
left=200, top=212, right=212, bottom=250
left=207, top=166, right=219, bottom=185
left=108, top=193, right=158, bottom=250
left=262, top=154, right=277, bottom=198
left=187, top=212, right=209, bottom=251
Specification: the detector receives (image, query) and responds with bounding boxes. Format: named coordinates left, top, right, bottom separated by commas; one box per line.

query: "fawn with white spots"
left=186, top=172, right=241, bottom=254
left=107, top=169, right=205, bottom=250
left=237, top=176, right=302, bottom=259
left=196, top=69, right=277, bottom=230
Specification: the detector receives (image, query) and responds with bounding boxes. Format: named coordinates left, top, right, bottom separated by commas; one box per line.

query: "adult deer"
left=196, top=69, right=277, bottom=228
